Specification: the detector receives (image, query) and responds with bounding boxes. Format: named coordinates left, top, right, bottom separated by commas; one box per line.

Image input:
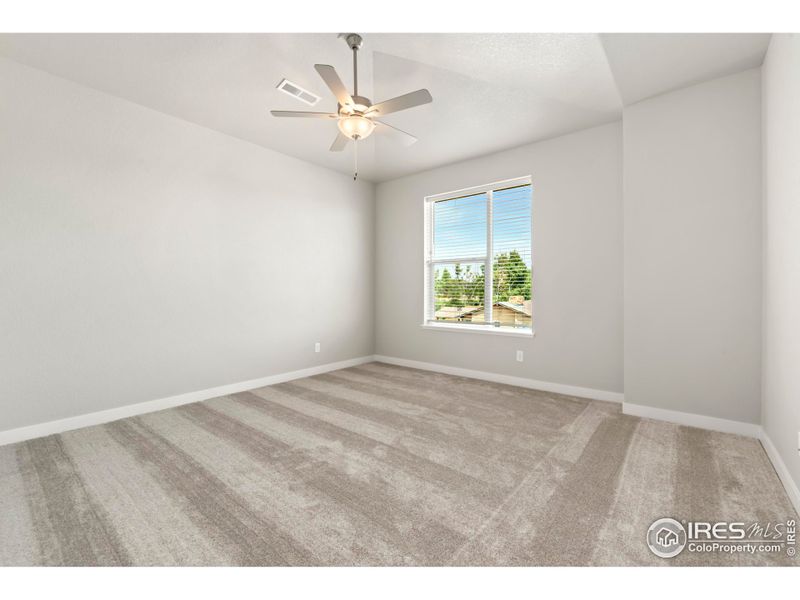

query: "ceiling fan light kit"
left=270, top=32, right=433, bottom=180
left=337, top=115, right=375, bottom=140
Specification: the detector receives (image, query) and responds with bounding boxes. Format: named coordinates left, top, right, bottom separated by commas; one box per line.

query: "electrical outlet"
left=314, top=342, right=321, bottom=353
left=516, top=350, right=524, bottom=362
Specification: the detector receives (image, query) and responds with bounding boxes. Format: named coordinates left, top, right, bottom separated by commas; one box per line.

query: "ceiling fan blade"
left=314, top=64, right=354, bottom=106
left=367, top=89, right=432, bottom=116
left=375, top=120, right=418, bottom=146
left=270, top=110, right=337, bottom=119
left=329, top=132, right=350, bottom=152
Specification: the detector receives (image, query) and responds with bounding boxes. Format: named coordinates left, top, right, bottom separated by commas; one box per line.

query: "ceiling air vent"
left=276, top=78, right=321, bottom=106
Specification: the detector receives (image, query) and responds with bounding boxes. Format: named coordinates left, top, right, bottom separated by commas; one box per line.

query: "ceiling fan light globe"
left=337, top=115, right=375, bottom=140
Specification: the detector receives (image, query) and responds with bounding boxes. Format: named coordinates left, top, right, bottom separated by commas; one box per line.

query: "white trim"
left=4, top=350, right=796, bottom=516
left=0, top=355, right=374, bottom=447
left=373, top=354, right=623, bottom=403
left=608, top=403, right=800, bottom=515
left=622, top=402, right=761, bottom=438
left=425, top=175, right=532, bottom=203
left=485, top=188, right=494, bottom=325
left=423, top=195, right=433, bottom=322
left=428, top=256, right=487, bottom=265
left=759, top=430, right=800, bottom=517
left=420, top=322, right=534, bottom=338
left=423, top=175, right=533, bottom=333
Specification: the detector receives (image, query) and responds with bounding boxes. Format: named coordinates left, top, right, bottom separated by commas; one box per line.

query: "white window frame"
left=422, top=175, right=533, bottom=338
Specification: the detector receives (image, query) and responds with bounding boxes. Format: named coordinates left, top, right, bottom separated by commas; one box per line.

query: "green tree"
left=435, top=253, right=529, bottom=311
left=434, top=263, right=485, bottom=310
left=493, top=250, right=531, bottom=302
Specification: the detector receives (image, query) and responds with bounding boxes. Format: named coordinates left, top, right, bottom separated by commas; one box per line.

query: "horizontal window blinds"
left=492, top=185, right=532, bottom=328
left=432, top=193, right=487, bottom=261
left=425, top=178, right=532, bottom=331
left=430, top=193, right=488, bottom=324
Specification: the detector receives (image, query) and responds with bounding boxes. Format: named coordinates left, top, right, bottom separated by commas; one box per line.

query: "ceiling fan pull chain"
left=353, top=138, right=358, bottom=181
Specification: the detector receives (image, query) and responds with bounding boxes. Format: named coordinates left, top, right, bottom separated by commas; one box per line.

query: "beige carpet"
left=0, top=362, right=796, bottom=566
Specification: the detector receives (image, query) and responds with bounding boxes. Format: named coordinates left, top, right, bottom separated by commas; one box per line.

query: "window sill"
left=420, top=322, right=535, bottom=338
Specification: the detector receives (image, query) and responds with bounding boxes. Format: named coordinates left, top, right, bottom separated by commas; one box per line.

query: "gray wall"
left=375, top=122, right=624, bottom=393
left=0, top=52, right=777, bottom=442
left=0, top=58, right=375, bottom=432
left=623, top=68, right=763, bottom=424
left=762, top=35, right=800, bottom=491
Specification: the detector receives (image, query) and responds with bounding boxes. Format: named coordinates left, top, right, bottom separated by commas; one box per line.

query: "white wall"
left=375, top=122, right=623, bottom=394
left=0, top=58, right=374, bottom=432
left=623, top=68, right=763, bottom=424
left=762, top=35, right=800, bottom=492
left=0, top=47, right=781, bottom=452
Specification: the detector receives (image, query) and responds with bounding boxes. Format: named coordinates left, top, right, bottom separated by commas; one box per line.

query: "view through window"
left=424, top=177, right=532, bottom=332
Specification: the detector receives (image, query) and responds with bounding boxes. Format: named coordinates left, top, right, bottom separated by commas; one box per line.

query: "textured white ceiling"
left=0, top=33, right=772, bottom=182
left=600, top=33, right=771, bottom=105
left=0, top=33, right=622, bottom=182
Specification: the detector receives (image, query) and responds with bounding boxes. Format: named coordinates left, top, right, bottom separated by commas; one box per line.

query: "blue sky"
left=433, top=185, right=532, bottom=271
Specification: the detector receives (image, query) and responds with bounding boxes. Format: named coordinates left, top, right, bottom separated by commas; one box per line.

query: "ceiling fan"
left=270, top=33, right=433, bottom=180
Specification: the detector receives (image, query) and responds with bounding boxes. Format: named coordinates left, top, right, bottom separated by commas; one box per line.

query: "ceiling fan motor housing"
left=340, top=95, right=373, bottom=115
left=344, top=33, right=363, bottom=51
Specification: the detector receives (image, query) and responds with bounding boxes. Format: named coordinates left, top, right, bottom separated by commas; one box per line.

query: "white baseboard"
left=621, top=403, right=799, bottom=515
left=0, top=355, right=374, bottom=447
left=622, top=402, right=761, bottom=438
left=372, top=354, right=624, bottom=403
left=759, top=430, right=800, bottom=517
left=3, top=350, right=798, bottom=517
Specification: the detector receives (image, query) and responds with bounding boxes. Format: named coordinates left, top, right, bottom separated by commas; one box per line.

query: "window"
left=423, top=176, right=533, bottom=335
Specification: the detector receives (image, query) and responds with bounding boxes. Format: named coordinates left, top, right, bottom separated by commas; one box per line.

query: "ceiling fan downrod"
left=346, top=34, right=364, bottom=181
left=346, top=33, right=363, bottom=97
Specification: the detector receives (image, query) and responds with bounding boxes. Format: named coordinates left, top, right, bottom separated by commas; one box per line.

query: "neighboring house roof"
left=496, top=301, right=532, bottom=317
left=434, top=305, right=482, bottom=319
left=434, top=301, right=532, bottom=319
